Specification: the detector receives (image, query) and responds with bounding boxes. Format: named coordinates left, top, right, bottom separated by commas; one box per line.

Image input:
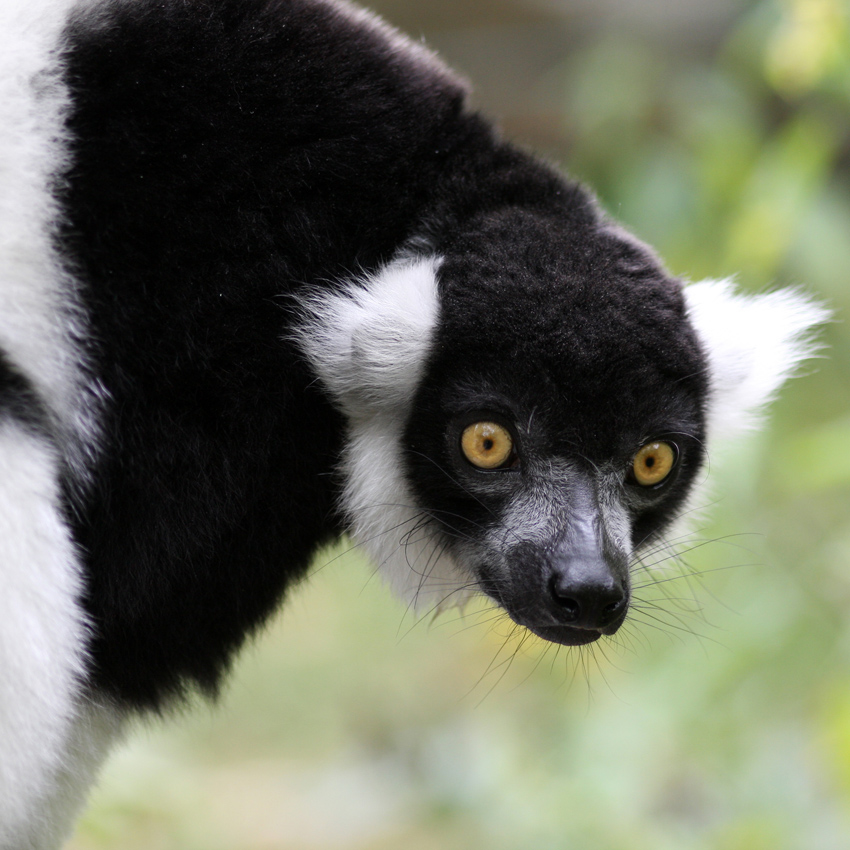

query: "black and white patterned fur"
left=0, top=0, right=826, bottom=844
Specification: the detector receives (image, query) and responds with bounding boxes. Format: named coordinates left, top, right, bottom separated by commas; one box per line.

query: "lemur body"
left=0, top=0, right=825, bottom=844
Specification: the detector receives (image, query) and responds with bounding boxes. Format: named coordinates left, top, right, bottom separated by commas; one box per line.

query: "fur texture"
left=684, top=279, right=829, bottom=439
left=294, top=256, right=464, bottom=608
left=0, top=0, right=826, bottom=844
left=0, top=419, right=88, bottom=847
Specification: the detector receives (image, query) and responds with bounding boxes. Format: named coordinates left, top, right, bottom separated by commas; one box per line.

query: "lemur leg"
left=0, top=420, right=116, bottom=849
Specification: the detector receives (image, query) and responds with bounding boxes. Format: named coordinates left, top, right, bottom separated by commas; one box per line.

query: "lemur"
left=0, top=0, right=826, bottom=844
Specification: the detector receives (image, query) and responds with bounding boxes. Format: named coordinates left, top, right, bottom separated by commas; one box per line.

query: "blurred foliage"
left=70, top=0, right=850, bottom=848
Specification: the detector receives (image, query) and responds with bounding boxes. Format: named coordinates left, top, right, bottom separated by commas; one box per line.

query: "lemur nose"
left=548, top=572, right=626, bottom=631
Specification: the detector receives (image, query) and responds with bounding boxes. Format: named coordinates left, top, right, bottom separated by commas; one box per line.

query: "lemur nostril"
left=548, top=577, right=582, bottom=620
left=556, top=597, right=581, bottom=621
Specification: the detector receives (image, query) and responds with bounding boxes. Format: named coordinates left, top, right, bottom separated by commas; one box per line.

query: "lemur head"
left=297, top=204, right=825, bottom=647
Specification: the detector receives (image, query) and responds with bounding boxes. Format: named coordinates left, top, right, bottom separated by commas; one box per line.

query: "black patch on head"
left=404, top=198, right=709, bottom=552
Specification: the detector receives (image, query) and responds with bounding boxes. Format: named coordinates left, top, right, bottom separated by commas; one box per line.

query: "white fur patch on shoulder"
left=295, top=256, right=442, bottom=418
left=0, top=0, right=104, bottom=488
left=0, top=421, right=90, bottom=846
left=683, top=279, right=829, bottom=439
left=295, top=256, right=471, bottom=611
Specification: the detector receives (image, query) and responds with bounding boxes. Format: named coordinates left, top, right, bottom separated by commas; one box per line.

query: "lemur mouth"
left=524, top=623, right=604, bottom=647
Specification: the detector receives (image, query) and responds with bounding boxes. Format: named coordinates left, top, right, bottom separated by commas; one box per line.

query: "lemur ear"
left=294, top=256, right=440, bottom=418
left=683, top=279, right=829, bottom=440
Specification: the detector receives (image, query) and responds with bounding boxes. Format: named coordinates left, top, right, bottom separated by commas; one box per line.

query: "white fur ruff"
left=295, top=256, right=471, bottom=611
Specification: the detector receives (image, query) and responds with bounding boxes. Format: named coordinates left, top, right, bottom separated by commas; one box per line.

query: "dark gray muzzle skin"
left=487, top=479, right=631, bottom=647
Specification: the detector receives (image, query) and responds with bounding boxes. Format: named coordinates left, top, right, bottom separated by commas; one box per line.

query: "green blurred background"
left=69, top=0, right=850, bottom=847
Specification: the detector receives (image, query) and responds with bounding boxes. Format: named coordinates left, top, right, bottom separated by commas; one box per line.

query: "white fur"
left=12, top=699, right=125, bottom=850
left=342, top=416, right=473, bottom=611
left=683, top=279, right=828, bottom=440
left=295, top=257, right=442, bottom=418
left=295, top=256, right=469, bottom=610
left=0, top=5, right=106, bottom=843
left=0, top=0, right=103, bottom=488
left=0, top=422, right=90, bottom=848
left=661, top=280, right=829, bottom=574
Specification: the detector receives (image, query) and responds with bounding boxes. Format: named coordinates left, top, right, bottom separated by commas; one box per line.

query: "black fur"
left=55, top=0, right=708, bottom=709
left=409, top=207, right=707, bottom=533
left=58, top=0, right=475, bottom=708
left=0, top=352, right=50, bottom=436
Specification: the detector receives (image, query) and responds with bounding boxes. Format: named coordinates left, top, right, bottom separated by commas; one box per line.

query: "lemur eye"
left=631, top=441, right=677, bottom=486
left=461, top=422, right=515, bottom=469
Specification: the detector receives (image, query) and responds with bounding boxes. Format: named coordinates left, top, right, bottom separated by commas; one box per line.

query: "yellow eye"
left=460, top=422, right=515, bottom=469
left=632, top=441, right=676, bottom=486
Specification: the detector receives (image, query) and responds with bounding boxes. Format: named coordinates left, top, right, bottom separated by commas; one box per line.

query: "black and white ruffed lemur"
left=0, top=0, right=826, bottom=844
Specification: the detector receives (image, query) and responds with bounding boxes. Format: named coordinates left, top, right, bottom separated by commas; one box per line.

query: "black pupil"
left=645, top=456, right=656, bottom=468
left=483, top=438, right=494, bottom=452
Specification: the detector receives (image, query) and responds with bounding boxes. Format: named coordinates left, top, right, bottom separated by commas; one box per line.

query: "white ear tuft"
left=683, top=279, right=829, bottom=439
left=293, top=256, right=441, bottom=418
left=294, top=255, right=466, bottom=611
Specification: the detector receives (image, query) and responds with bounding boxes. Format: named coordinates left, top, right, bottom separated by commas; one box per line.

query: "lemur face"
left=296, top=208, right=821, bottom=646
left=402, top=392, right=705, bottom=645
left=400, top=212, right=708, bottom=644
